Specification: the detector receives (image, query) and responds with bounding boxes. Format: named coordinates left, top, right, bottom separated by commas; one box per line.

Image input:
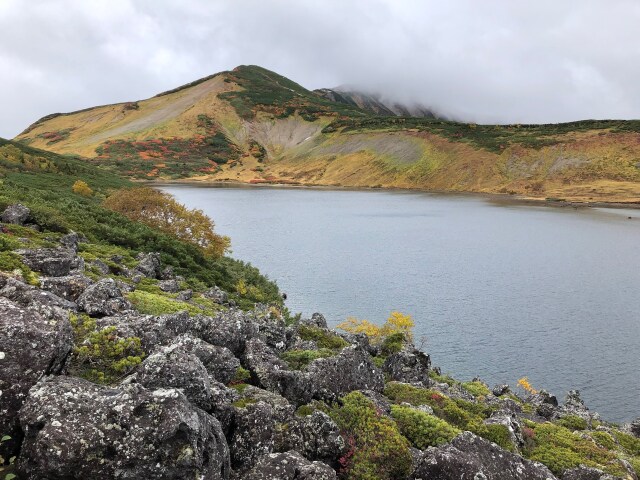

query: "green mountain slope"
left=13, top=66, right=640, bottom=203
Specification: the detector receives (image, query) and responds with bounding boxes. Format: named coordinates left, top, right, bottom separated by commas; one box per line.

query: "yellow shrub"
left=72, top=180, right=93, bottom=197
left=518, top=376, right=538, bottom=394
left=337, top=311, right=414, bottom=344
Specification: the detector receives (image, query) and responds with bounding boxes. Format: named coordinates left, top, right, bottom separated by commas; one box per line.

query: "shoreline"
left=144, top=178, right=640, bottom=211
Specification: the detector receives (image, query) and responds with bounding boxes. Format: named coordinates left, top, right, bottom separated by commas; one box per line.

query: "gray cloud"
left=1, top=0, right=640, bottom=137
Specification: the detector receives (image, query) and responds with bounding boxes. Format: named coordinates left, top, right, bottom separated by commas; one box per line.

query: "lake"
left=163, top=184, right=640, bottom=423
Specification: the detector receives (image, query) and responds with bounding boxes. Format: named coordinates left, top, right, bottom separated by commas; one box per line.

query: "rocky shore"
left=1, top=203, right=639, bottom=480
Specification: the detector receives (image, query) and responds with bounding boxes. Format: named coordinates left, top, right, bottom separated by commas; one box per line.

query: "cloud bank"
left=1, top=0, right=640, bottom=137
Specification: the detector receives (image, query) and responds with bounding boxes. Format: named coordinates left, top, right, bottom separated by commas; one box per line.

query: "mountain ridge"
left=13, top=64, right=640, bottom=203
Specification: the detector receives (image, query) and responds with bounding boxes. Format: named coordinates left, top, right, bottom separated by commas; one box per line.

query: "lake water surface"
left=163, top=184, right=640, bottom=422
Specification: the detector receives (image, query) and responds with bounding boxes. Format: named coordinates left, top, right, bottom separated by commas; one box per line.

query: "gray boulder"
left=17, top=247, right=78, bottom=276
left=623, top=417, right=640, bottom=438
left=77, top=278, right=132, bottom=316
left=190, top=310, right=261, bottom=356
left=177, top=289, right=193, bottom=301
left=306, top=345, right=384, bottom=402
left=383, top=347, right=431, bottom=385
left=562, top=466, right=620, bottom=480
left=0, top=275, right=78, bottom=319
left=39, top=274, right=93, bottom=301
left=203, top=286, right=229, bottom=304
left=171, top=334, right=241, bottom=385
left=0, top=297, right=72, bottom=458
left=159, top=278, right=180, bottom=293
left=230, top=402, right=279, bottom=471
left=18, top=376, right=230, bottom=480
left=59, top=231, right=80, bottom=251
left=97, top=311, right=191, bottom=353
left=241, top=451, right=337, bottom=480
left=135, top=252, right=162, bottom=278
left=493, top=384, right=511, bottom=396
left=134, top=343, right=213, bottom=410
left=91, top=258, right=110, bottom=275
left=411, top=431, right=557, bottom=480
left=1, top=203, right=30, bottom=225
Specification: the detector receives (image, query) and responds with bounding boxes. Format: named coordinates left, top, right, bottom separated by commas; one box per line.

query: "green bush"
left=380, top=332, right=405, bottom=356
left=229, top=367, right=251, bottom=385
left=462, top=380, right=491, bottom=398
left=280, top=348, right=335, bottom=370
left=556, top=415, right=588, bottom=431
left=297, top=324, right=349, bottom=350
left=391, top=405, right=460, bottom=448
left=523, top=422, right=626, bottom=476
left=329, top=392, right=412, bottom=480
left=68, top=314, right=144, bottom=384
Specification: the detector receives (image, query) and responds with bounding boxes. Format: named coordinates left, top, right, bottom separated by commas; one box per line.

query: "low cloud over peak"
left=1, top=0, right=640, bottom=137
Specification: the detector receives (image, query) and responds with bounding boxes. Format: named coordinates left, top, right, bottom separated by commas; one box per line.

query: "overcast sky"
left=1, top=0, right=640, bottom=137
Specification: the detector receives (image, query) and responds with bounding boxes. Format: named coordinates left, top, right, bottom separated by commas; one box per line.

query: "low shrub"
left=280, top=348, right=335, bottom=370
left=297, top=324, right=349, bottom=350
left=68, top=314, right=144, bottom=384
left=391, top=405, right=460, bottom=448
left=462, top=380, right=491, bottom=398
left=556, top=415, right=588, bottom=431
left=329, top=392, right=412, bottom=480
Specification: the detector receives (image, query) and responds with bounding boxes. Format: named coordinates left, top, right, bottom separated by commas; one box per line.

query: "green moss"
left=232, top=398, right=257, bottom=409
left=391, top=405, right=460, bottom=448
left=0, top=251, right=39, bottom=285
left=462, top=380, right=491, bottom=398
left=329, top=392, right=412, bottom=480
left=280, top=348, right=335, bottom=370
left=611, top=429, right=640, bottom=456
left=556, top=415, right=588, bottom=431
left=297, top=324, right=349, bottom=350
left=371, top=356, right=386, bottom=368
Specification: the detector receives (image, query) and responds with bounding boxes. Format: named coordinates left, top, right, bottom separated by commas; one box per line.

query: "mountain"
left=14, top=65, right=640, bottom=203
left=314, top=87, right=440, bottom=118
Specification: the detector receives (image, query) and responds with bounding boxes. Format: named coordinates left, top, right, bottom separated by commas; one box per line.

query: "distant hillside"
left=314, top=87, right=440, bottom=118
left=14, top=65, right=640, bottom=203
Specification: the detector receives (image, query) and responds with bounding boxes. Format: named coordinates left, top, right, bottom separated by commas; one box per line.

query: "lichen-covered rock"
left=18, top=376, right=230, bottom=480
left=411, top=431, right=558, bottom=480
left=559, top=389, right=598, bottom=422
left=77, top=278, right=132, bottom=316
left=159, top=278, right=180, bottom=293
left=484, top=413, right=524, bottom=450
left=203, top=286, right=228, bottom=304
left=1, top=203, right=30, bottom=225
left=97, top=311, right=191, bottom=353
left=0, top=297, right=72, bottom=458
left=562, top=466, right=620, bottom=480
left=59, top=231, right=81, bottom=250
left=177, top=289, right=193, bottom=301
left=135, top=252, right=162, bottom=278
left=293, top=411, right=345, bottom=464
left=230, top=402, right=278, bottom=471
left=383, top=347, right=431, bottom=385
left=91, top=258, right=110, bottom=275
left=171, top=334, right=241, bottom=385
left=39, top=274, right=93, bottom=301
left=134, top=343, right=213, bottom=410
left=301, top=312, right=328, bottom=329
left=240, top=451, right=337, bottom=480
left=190, top=310, right=261, bottom=356
left=0, top=275, right=78, bottom=319
left=17, top=247, right=78, bottom=276
left=306, top=345, right=384, bottom=402
left=492, top=384, right=510, bottom=396
left=623, top=417, right=640, bottom=438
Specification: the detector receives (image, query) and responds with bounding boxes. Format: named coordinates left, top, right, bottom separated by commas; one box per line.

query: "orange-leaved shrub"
left=72, top=180, right=93, bottom=197
left=103, top=187, right=230, bottom=258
